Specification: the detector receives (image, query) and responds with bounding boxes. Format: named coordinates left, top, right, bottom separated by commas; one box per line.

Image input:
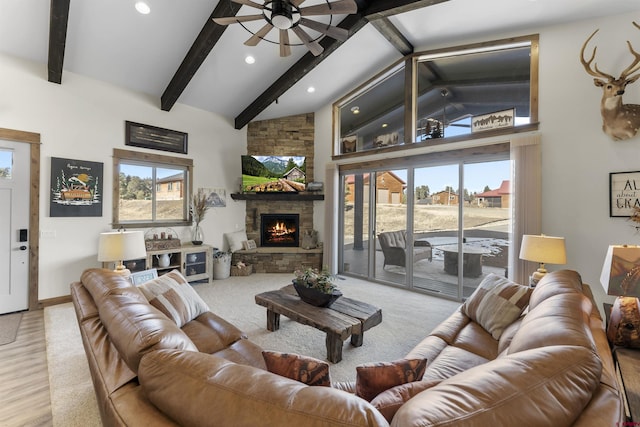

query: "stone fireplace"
left=230, top=112, right=323, bottom=273
left=260, top=213, right=299, bottom=247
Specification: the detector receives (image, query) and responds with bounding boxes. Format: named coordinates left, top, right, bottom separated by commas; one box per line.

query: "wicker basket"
left=230, top=264, right=253, bottom=276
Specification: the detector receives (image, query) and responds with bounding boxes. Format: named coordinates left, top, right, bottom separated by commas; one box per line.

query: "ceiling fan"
left=213, top=0, right=358, bottom=57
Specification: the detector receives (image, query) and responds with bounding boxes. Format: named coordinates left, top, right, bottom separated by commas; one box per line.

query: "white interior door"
left=0, top=140, right=30, bottom=313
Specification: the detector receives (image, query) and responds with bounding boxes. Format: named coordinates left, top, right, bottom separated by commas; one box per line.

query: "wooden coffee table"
left=255, top=285, right=382, bottom=363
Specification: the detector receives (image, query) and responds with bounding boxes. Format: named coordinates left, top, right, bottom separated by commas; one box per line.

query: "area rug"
left=45, top=273, right=460, bottom=425
left=0, top=311, right=23, bottom=346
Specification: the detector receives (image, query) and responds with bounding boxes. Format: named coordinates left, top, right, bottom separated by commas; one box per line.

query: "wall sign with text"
left=610, top=171, right=640, bottom=217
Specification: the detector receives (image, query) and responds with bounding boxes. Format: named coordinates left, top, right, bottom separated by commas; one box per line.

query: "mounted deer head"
left=580, top=22, right=640, bottom=141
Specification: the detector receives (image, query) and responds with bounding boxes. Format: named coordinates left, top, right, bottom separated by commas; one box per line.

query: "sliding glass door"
left=338, top=155, right=511, bottom=301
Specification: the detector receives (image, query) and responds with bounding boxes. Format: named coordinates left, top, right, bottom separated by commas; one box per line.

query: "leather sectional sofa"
left=71, top=268, right=623, bottom=426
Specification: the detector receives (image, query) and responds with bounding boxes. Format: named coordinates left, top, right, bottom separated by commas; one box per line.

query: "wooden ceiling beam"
left=160, top=1, right=241, bottom=111
left=48, top=0, right=71, bottom=84
left=364, top=0, right=449, bottom=19
left=370, top=17, right=413, bottom=56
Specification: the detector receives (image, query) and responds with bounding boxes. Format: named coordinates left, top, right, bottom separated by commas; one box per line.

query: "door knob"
left=19, top=246, right=27, bottom=251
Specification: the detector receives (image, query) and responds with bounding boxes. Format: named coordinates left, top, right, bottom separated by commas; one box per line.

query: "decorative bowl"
left=293, top=281, right=342, bottom=307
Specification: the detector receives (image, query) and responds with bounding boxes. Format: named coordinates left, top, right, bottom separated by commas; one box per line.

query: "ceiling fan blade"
left=299, top=17, right=349, bottom=41
left=292, top=26, right=324, bottom=56
left=290, top=0, right=306, bottom=6
left=299, top=0, right=358, bottom=16
left=212, top=14, right=264, bottom=25
left=280, top=30, right=291, bottom=57
left=245, top=23, right=274, bottom=46
left=231, top=0, right=265, bottom=9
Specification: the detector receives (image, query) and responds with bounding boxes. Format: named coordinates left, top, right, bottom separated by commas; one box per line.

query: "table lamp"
left=519, top=234, right=567, bottom=286
left=97, top=230, right=147, bottom=276
left=600, top=244, right=640, bottom=347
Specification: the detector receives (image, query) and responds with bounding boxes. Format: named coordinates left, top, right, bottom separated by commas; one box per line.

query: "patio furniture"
left=440, top=244, right=487, bottom=277
left=378, top=230, right=432, bottom=268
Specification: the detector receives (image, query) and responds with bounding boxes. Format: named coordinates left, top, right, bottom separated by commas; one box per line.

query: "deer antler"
left=620, top=21, right=640, bottom=81
left=580, top=29, right=616, bottom=80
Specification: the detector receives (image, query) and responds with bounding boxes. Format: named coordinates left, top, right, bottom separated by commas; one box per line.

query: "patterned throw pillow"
left=262, top=351, right=331, bottom=387
left=462, top=273, right=532, bottom=340
left=137, top=270, right=210, bottom=327
left=355, top=359, right=427, bottom=402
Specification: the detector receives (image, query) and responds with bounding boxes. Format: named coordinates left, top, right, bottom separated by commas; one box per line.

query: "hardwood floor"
left=0, top=310, right=53, bottom=426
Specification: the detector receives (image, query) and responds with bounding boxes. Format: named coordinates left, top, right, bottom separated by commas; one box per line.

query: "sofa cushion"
left=356, top=359, right=427, bottom=402
left=262, top=351, right=331, bottom=387
left=462, top=273, right=532, bottom=339
left=139, top=349, right=390, bottom=427
left=370, top=379, right=439, bottom=423
left=392, top=345, right=602, bottom=427
left=137, top=270, right=210, bottom=327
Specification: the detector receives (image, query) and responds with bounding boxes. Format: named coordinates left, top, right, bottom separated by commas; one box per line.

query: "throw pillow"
left=225, top=230, right=248, bottom=252
left=262, top=351, right=331, bottom=387
left=462, top=273, right=532, bottom=340
left=137, top=270, right=210, bottom=327
left=355, top=358, right=427, bottom=402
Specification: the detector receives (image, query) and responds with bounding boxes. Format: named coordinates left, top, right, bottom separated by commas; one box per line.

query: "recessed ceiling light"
left=245, top=55, right=256, bottom=64
left=307, top=86, right=315, bottom=93
left=135, top=2, right=151, bottom=14
left=382, top=123, right=388, bottom=128
left=351, top=106, right=360, bottom=114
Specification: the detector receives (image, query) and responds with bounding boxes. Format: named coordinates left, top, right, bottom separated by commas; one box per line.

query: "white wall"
left=2, top=10, right=639, bottom=305
left=314, top=11, right=640, bottom=308
left=0, top=53, right=246, bottom=299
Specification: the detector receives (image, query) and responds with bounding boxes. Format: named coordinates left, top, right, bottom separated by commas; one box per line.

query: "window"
left=0, top=149, right=12, bottom=179
left=334, top=34, right=538, bottom=156
left=112, top=149, right=193, bottom=228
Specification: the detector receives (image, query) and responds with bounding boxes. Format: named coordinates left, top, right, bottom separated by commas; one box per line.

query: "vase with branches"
left=190, top=189, right=208, bottom=245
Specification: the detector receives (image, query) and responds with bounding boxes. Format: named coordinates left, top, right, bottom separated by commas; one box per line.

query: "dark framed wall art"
left=50, top=157, right=103, bottom=217
left=609, top=170, right=640, bottom=217
left=125, top=121, right=188, bottom=154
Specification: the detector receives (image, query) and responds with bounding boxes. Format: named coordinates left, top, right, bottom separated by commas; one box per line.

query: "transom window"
left=0, top=149, right=12, bottom=179
left=112, top=149, right=193, bottom=228
left=334, top=35, right=538, bottom=156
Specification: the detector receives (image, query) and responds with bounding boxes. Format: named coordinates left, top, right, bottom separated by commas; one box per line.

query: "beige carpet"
left=0, top=311, right=23, bottom=346
left=45, top=273, right=460, bottom=425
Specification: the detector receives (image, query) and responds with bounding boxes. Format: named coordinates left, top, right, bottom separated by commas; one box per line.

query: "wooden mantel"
left=230, top=193, right=324, bottom=201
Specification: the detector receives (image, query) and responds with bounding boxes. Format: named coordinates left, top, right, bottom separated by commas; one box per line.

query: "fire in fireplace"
left=261, top=214, right=299, bottom=247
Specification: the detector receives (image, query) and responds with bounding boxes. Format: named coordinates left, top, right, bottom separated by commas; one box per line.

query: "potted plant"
left=190, top=189, right=208, bottom=245
left=292, top=267, right=342, bottom=307
left=212, top=250, right=232, bottom=280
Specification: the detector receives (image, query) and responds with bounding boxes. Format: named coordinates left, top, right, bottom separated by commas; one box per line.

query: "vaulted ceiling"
left=1, top=0, right=638, bottom=129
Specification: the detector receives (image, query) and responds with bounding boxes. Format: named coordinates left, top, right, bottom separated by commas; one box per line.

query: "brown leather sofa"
left=71, top=268, right=623, bottom=427
left=70, top=268, right=387, bottom=426
left=388, top=270, right=624, bottom=426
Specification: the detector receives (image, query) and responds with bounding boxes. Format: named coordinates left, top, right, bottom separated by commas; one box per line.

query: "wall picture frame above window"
left=125, top=121, right=188, bottom=154
left=609, top=171, right=640, bottom=217
left=50, top=157, right=103, bottom=217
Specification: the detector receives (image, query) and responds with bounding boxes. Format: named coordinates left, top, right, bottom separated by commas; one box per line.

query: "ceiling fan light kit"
left=213, top=0, right=357, bottom=57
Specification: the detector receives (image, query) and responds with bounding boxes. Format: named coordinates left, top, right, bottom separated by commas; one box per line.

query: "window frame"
left=112, top=148, right=193, bottom=229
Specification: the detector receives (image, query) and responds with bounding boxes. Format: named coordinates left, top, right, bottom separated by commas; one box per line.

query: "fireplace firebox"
left=261, top=214, right=299, bottom=247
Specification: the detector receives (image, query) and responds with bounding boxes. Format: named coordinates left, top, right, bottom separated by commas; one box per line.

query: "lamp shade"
left=600, top=245, right=640, bottom=297
left=519, top=234, right=567, bottom=264
left=97, top=231, right=147, bottom=263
